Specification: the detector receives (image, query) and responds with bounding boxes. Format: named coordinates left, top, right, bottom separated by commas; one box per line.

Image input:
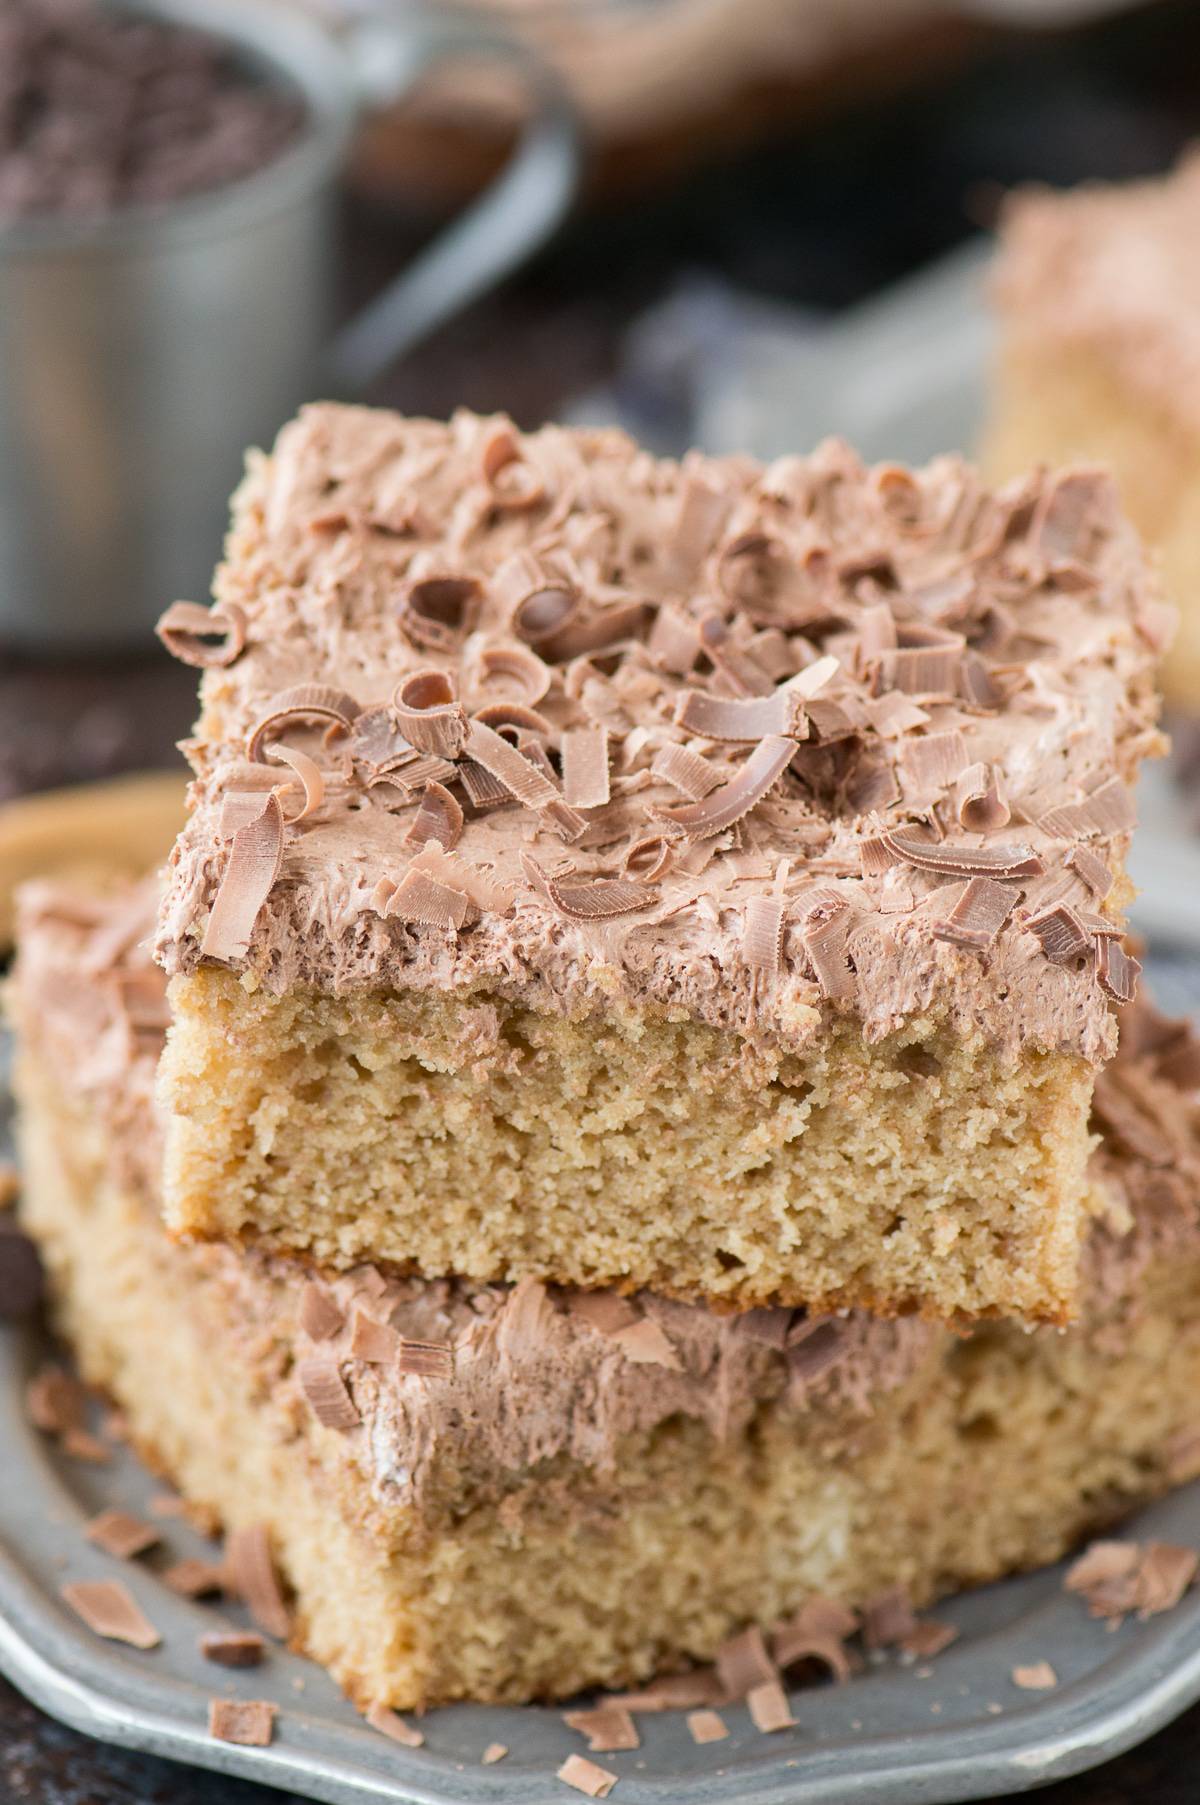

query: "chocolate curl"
left=200, top=791, right=284, bottom=963
left=674, top=684, right=808, bottom=742
left=155, top=599, right=246, bottom=668
left=955, top=761, right=1010, bottom=832
left=223, top=1525, right=291, bottom=1640
left=350, top=705, right=416, bottom=774
left=931, top=877, right=1018, bottom=952
left=801, top=892, right=856, bottom=999
left=546, top=876, right=656, bottom=920
left=622, top=833, right=680, bottom=883
left=473, top=701, right=556, bottom=740
left=651, top=742, right=721, bottom=800
left=398, top=574, right=481, bottom=652
left=650, top=735, right=798, bottom=841
left=1098, top=937, right=1141, bottom=1004
left=391, top=669, right=468, bottom=758
left=246, top=684, right=360, bottom=762
left=404, top=782, right=463, bottom=851
left=499, top=552, right=581, bottom=646
left=1037, top=777, right=1137, bottom=842
left=880, top=829, right=1043, bottom=880
left=464, top=719, right=586, bottom=841
left=298, top=1354, right=361, bottom=1431
left=742, top=893, right=785, bottom=983
left=472, top=643, right=552, bottom=707
left=264, top=742, right=323, bottom=823
left=480, top=422, right=545, bottom=511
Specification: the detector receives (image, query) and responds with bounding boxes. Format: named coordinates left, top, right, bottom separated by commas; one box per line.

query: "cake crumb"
left=1012, top=1661, right=1057, bottom=1690
left=687, top=1709, right=729, bottom=1744
left=557, top=1753, right=618, bottom=1797
left=208, top=1699, right=276, bottom=1746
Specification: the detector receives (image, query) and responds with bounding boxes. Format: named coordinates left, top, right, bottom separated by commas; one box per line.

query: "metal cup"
left=0, top=0, right=580, bottom=649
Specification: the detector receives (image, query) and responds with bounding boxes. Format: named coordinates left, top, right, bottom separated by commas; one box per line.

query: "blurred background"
left=1, top=0, right=1198, bottom=809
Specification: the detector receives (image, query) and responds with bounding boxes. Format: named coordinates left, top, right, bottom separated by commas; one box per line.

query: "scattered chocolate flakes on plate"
left=61, top=1579, right=160, bottom=1649
left=556, top=1752, right=618, bottom=1798
left=208, top=1698, right=277, bottom=1747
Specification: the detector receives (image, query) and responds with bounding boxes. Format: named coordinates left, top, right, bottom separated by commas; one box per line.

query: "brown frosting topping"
left=153, top=406, right=1166, bottom=1064
left=16, top=881, right=1200, bottom=1525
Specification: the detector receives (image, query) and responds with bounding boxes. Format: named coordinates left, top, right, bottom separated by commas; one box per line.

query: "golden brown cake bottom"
left=17, top=1035, right=1200, bottom=1711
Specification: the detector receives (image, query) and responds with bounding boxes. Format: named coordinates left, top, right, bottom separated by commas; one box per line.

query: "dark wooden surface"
left=5, top=3, right=1200, bottom=1796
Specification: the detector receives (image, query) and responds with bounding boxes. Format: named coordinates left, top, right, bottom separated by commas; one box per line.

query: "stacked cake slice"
left=13, top=403, right=1199, bottom=1713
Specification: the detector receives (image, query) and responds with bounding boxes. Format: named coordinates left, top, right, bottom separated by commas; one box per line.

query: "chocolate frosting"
left=15, top=879, right=1200, bottom=1522
left=156, top=406, right=1166, bottom=1065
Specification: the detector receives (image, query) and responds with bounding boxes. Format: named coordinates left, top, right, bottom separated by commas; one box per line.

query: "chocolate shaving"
left=546, top=876, right=656, bottom=921
left=1065, top=845, right=1114, bottom=899
left=1132, top=1543, right=1198, bottom=1616
left=648, top=603, right=702, bottom=674
left=1023, top=901, right=1090, bottom=963
left=1031, top=468, right=1108, bottom=561
left=200, top=791, right=284, bottom=963
left=459, top=759, right=513, bottom=811
left=349, top=1310, right=401, bottom=1364
left=651, top=743, right=721, bottom=800
left=404, top=782, right=463, bottom=852
left=610, top=1318, right=683, bottom=1370
left=1098, top=937, right=1141, bottom=1003
left=473, top=643, right=552, bottom=707
left=609, top=1672, right=726, bottom=1712
left=200, top=1629, right=265, bottom=1667
left=747, top=1680, right=797, bottom=1733
left=224, top=1525, right=291, bottom=1640
left=881, top=829, right=1042, bottom=880
left=384, top=868, right=471, bottom=930
left=375, top=754, right=458, bottom=795
left=651, top=735, right=797, bottom=841
left=562, top=726, right=610, bottom=809
left=1064, top=1540, right=1141, bottom=1618
left=482, top=1744, right=508, bottom=1764
left=63, top=1429, right=110, bottom=1464
left=862, top=1586, right=918, bottom=1651
left=463, top=719, right=585, bottom=840
left=674, top=684, right=807, bottom=742
left=900, top=1619, right=959, bottom=1661
left=27, top=1366, right=86, bottom=1434
left=716, top=1625, right=778, bottom=1699
left=246, top=684, right=359, bottom=763
left=409, top=841, right=515, bottom=915
left=85, top=1509, right=159, bottom=1560
left=398, top=574, right=480, bottom=651
left=480, top=424, right=545, bottom=511
left=566, top=1293, right=640, bottom=1336
left=687, top=1711, right=729, bottom=1745
left=0, top=1222, right=43, bottom=1320
left=208, top=1700, right=276, bottom=1746
left=958, top=652, right=1005, bottom=710
left=955, top=762, right=1010, bottom=832
left=557, top=1755, right=618, bottom=1798
left=366, top=1702, right=426, bottom=1747
left=801, top=892, right=855, bottom=999
left=265, top=742, right=324, bottom=823
left=1038, top=777, right=1136, bottom=842
left=155, top=599, right=246, bottom=668
left=297, top=1353, right=361, bottom=1431
left=697, top=613, right=776, bottom=697
left=875, top=646, right=961, bottom=696
left=931, top=877, right=1017, bottom=952
left=298, top=1282, right=343, bottom=1341
left=621, top=834, right=679, bottom=882
left=397, top=1339, right=454, bottom=1379
left=163, top=1559, right=225, bottom=1599
left=391, top=669, right=468, bottom=758
left=742, top=893, right=786, bottom=982
left=563, top=1706, right=640, bottom=1752
left=900, top=730, right=970, bottom=794
left=1011, top=1662, right=1057, bottom=1691
left=61, top=1580, right=160, bottom=1649
left=350, top=705, right=415, bottom=774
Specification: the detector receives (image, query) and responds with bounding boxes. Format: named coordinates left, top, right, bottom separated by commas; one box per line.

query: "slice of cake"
left=986, top=154, right=1195, bottom=705
left=156, top=406, right=1166, bottom=1323
left=14, top=879, right=1200, bottom=1708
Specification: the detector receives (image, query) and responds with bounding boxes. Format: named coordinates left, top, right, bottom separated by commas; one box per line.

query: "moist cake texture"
left=14, top=881, right=1200, bottom=1708
left=986, top=154, right=1199, bottom=705
left=156, top=405, right=1167, bottom=1320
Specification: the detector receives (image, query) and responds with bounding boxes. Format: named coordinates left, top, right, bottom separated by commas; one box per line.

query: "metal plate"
left=3, top=254, right=1200, bottom=1802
